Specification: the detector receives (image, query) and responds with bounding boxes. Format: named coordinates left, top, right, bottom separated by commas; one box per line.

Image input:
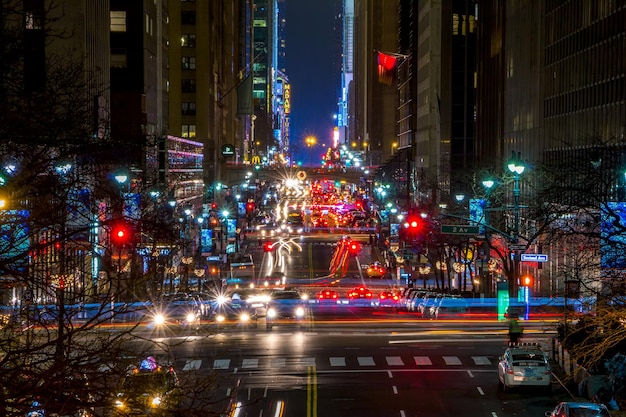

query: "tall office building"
left=168, top=1, right=245, bottom=205
left=339, top=0, right=354, bottom=146
left=110, top=0, right=168, bottom=187
left=352, top=0, right=398, bottom=167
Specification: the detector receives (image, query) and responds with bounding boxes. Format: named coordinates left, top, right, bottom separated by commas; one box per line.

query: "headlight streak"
left=273, top=399, right=285, bottom=417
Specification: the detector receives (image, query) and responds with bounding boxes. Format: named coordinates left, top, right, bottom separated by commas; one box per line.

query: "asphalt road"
left=125, top=323, right=569, bottom=417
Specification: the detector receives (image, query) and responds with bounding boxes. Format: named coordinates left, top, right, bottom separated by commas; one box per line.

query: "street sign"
left=509, top=244, right=527, bottom=251
left=441, top=225, right=480, bottom=235
left=520, top=254, right=548, bottom=262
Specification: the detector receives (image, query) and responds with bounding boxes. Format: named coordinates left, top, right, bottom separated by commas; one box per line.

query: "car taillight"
left=380, top=294, right=387, bottom=300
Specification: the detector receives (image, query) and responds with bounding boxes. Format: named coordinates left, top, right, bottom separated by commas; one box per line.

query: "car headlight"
left=216, top=295, right=228, bottom=306
left=151, top=396, right=162, bottom=407
left=216, top=314, right=226, bottom=322
left=186, top=313, right=197, bottom=323
left=240, top=312, right=250, bottom=322
left=267, top=308, right=277, bottom=318
left=153, top=313, right=165, bottom=325
left=295, top=307, right=305, bottom=317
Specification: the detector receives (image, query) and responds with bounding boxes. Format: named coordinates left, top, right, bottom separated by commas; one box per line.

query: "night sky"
left=284, top=0, right=341, bottom=165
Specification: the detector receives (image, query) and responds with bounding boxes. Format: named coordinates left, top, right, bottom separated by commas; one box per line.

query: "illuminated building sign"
left=284, top=84, right=291, bottom=114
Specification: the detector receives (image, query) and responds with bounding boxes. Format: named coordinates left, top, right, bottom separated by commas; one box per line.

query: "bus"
left=227, top=254, right=256, bottom=287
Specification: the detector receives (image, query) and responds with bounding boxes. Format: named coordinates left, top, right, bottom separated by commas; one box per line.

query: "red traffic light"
left=348, top=242, right=360, bottom=255
left=246, top=202, right=255, bottom=212
left=111, top=223, right=130, bottom=246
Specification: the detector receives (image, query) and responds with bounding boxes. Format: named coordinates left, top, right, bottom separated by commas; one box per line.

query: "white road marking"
left=414, top=356, right=433, bottom=365
left=443, top=356, right=462, bottom=365
left=330, top=357, right=346, bottom=366
left=358, top=357, right=375, bottom=366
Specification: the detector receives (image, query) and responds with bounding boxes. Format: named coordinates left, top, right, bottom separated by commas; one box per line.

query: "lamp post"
left=305, top=135, right=317, bottom=166
left=507, top=151, right=525, bottom=297
left=221, top=209, right=230, bottom=254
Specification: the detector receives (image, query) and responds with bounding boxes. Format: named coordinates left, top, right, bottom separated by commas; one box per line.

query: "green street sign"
left=441, top=224, right=480, bottom=235
left=221, top=144, right=235, bottom=157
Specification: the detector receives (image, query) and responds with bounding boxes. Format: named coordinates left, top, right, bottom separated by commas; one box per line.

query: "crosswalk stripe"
left=386, top=356, right=404, bottom=366
left=330, top=357, right=346, bottom=366
left=472, top=356, right=491, bottom=365
left=183, top=359, right=202, bottom=370
left=413, top=356, right=432, bottom=366
left=358, top=357, right=375, bottom=366
left=182, top=355, right=493, bottom=371
left=443, top=356, right=462, bottom=365
left=213, top=359, right=231, bottom=369
left=242, top=358, right=259, bottom=368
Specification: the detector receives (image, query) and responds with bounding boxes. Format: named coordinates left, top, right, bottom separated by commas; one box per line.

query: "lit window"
left=111, top=11, right=126, bottom=32
left=182, top=125, right=196, bottom=138
left=25, top=10, right=44, bottom=30
left=182, top=57, right=196, bottom=70
left=181, top=34, right=196, bottom=47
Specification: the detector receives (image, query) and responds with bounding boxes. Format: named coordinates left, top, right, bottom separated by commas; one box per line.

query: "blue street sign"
left=520, top=254, right=548, bottom=262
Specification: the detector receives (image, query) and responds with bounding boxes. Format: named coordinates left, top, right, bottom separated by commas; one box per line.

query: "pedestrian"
left=508, top=317, right=523, bottom=344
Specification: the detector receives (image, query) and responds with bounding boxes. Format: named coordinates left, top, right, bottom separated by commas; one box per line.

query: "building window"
left=181, top=102, right=196, bottom=116
left=182, top=57, right=196, bottom=70
left=182, top=124, right=196, bottom=138
left=111, top=48, right=127, bottom=68
left=181, top=34, right=196, bottom=47
left=182, top=79, right=196, bottom=92
left=181, top=11, right=196, bottom=25
left=25, top=10, right=44, bottom=30
left=111, top=11, right=127, bottom=32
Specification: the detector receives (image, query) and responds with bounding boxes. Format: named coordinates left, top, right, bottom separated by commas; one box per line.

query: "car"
left=113, top=357, right=181, bottom=416
left=429, top=295, right=468, bottom=318
left=316, top=289, right=340, bottom=303
left=497, top=343, right=552, bottom=392
left=417, top=293, right=440, bottom=316
left=149, top=293, right=201, bottom=328
left=347, top=286, right=373, bottom=305
left=545, top=401, right=611, bottom=417
left=366, top=262, right=386, bottom=278
left=265, top=290, right=308, bottom=329
left=376, top=290, right=401, bottom=308
left=211, top=292, right=257, bottom=326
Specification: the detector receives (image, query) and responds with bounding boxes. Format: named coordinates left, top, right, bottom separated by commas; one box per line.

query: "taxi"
left=497, top=343, right=552, bottom=392
left=114, top=357, right=181, bottom=416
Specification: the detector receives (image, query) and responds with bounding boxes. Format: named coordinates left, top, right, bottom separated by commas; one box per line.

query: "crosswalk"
left=175, top=354, right=498, bottom=372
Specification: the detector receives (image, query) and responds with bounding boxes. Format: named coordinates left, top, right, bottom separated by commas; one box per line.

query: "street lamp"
left=305, top=135, right=317, bottom=166
left=507, top=151, right=525, bottom=297
left=221, top=209, right=230, bottom=254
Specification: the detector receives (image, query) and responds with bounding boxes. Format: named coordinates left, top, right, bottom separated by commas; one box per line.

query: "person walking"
left=508, top=317, right=523, bottom=344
